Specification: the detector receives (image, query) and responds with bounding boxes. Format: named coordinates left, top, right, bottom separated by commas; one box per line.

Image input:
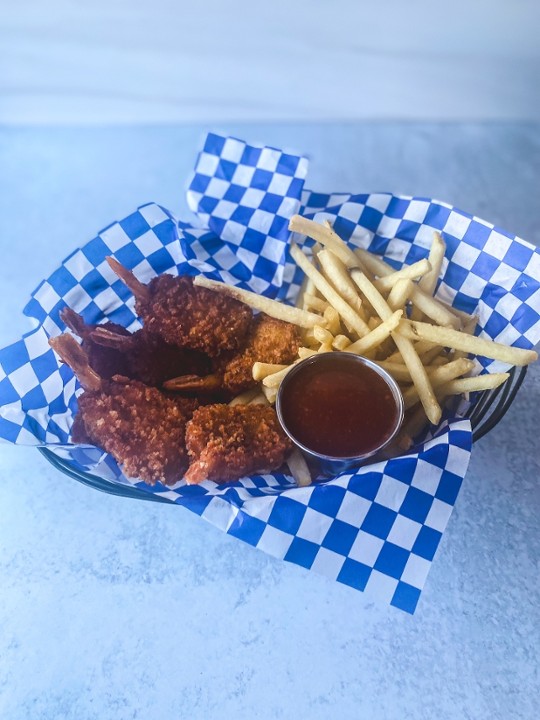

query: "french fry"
left=301, top=277, right=318, bottom=311
left=346, top=310, right=403, bottom=357
left=418, top=231, right=446, bottom=296
left=453, top=315, right=478, bottom=359
left=375, top=361, right=412, bottom=383
left=420, top=344, right=444, bottom=365
left=262, top=385, right=278, bottom=404
left=297, top=347, right=318, bottom=360
left=375, top=258, right=432, bottom=292
left=289, top=214, right=359, bottom=268
left=248, top=393, right=270, bottom=406
left=193, top=275, right=324, bottom=329
left=438, top=373, right=510, bottom=396
left=318, top=342, right=334, bottom=353
left=387, top=278, right=414, bottom=310
left=385, top=339, right=438, bottom=363
left=410, top=230, right=446, bottom=323
left=313, top=325, right=334, bottom=345
left=355, top=247, right=394, bottom=277
left=252, top=362, right=288, bottom=381
left=349, top=268, right=441, bottom=424
left=368, top=316, right=381, bottom=330
left=429, top=355, right=448, bottom=367
left=332, top=334, right=352, bottom=351
left=410, top=288, right=461, bottom=329
left=289, top=244, right=371, bottom=337
left=397, top=319, right=538, bottom=366
left=355, top=247, right=461, bottom=328
left=302, top=327, right=319, bottom=348
left=263, top=361, right=301, bottom=388
left=286, top=448, right=312, bottom=487
left=403, top=358, right=475, bottom=409
left=318, top=249, right=365, bottom=317
left=295, top=274, right=310, bottom=309
left=323, top=305, right=342, bottom=335
left=229, top=387, right=260, bottom=406
left=303, top=293, right=329, bottom=314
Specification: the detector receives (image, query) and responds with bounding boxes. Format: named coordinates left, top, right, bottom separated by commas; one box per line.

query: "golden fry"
left=418, top=231, right=446, bottom=296
left=193, top=276, right=324, bottom=329
left=289, top=214, right=358, bottom=268
left=403, top=358, right=475, bottom=409
left=387, top=278, right=414, bottom=311
left=297, top=346, right=318, bottom=360
left=303, top=293, right=329, bottom=314
left=286, top=448, right=312, bottom=487
left=332, top=334, right=352, bottom=351
left=323, top=305, right=342, bottom=335
left=318, top=249, right=365, bottom=317
left=290, top=244, right=371, bottom=337
left=438, top=373, right=510, bottom=396
left=228, top=387, right=260, bottom=406
left=252, top=362, right=288, bottom=381
left=346, top=310, right=403, bottom=357
left=313, top=325, right=334, bottom=345
left=398, top=319, right=538, bottom=366
left=375, top=258, right=431, bottom=292
left=410, top=288, right=461, bottom=329
left=349, top=268, right=441, bottom=424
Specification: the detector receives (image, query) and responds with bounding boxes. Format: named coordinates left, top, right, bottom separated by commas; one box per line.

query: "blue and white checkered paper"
left=2, top=133, right=540, bottom=614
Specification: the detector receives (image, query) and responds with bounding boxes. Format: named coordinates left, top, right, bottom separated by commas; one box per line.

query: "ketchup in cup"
left=276, top=353, right=404, bottom=477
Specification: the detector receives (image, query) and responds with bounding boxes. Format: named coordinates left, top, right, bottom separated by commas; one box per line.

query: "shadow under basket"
left=38, top=365, right=528, bottom=504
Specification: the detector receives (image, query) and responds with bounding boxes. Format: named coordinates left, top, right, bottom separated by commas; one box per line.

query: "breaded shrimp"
left=164, top=314, right=300, bottom=396
left=90, top=324, right=212, bottom=388
left=106, top=259, right=252, bottom=356
left=50, top=333, right=197, bottom=485
left=219, top=315, right=300, bottom=395
left=60, top=307, right=131, bottom=380
left=184, top=404, right=292, bottom=484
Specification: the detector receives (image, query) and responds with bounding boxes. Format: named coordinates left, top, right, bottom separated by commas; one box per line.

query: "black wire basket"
left=38, top=364, right=527, bottom=504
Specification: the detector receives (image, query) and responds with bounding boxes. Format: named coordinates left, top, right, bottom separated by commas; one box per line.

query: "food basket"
left=2, top=133, right=539, bottom=613
left=37, top=365, right=527, bottom=502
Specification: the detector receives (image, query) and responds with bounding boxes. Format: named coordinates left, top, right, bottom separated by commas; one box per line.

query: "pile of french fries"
left=194, top=215, right=538, bottom=486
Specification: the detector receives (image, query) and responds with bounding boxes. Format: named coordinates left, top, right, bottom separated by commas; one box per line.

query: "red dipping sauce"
left=277, top=353, right=403, bottom=460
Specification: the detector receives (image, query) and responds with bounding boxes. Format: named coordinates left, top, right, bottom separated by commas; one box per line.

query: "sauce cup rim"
left=275, top=352, right=405, bottom=463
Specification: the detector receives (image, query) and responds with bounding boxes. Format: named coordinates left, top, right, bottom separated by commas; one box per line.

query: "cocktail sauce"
left=278, top=353, right=401, bottom=458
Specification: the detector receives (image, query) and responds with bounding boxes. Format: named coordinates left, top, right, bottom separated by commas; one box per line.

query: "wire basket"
left=38, top=364, right=527, bottom=504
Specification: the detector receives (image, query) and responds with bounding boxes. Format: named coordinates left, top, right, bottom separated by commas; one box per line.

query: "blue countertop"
left=0, top=123, right=539, bottom=719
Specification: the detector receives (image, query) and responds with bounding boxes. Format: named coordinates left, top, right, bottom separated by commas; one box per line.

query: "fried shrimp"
left=50, top=333, right=197, bottom=485
left=60, top=307, right=132, bottom=380
left=63, top=308, right=211, bottom=387
left=184, top=404, right=292, bottom=484
left=90, top=325, right=212, bottom=388
left=164, top=314, right=301, bottom=396
left=106, top=259, right=252, bottom=356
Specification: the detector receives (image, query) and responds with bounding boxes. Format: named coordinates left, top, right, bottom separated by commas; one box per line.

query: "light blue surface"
left=3, top=2, right=540, bottom=123
left=0, top=123, right=539, bottom=719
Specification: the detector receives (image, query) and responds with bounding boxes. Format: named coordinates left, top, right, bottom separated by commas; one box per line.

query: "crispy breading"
left=74, top=378, right=198, bottom=485
left=165, top=314, right=301, bottom=396
left=137, top=274, right=252, bottom=356
left=217, top=314, right=301, bottom=395
left=184, top=404, right=292, bottom=484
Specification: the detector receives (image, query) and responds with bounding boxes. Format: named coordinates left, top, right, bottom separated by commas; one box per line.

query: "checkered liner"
left=1, top=133, right=539, bottom=613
